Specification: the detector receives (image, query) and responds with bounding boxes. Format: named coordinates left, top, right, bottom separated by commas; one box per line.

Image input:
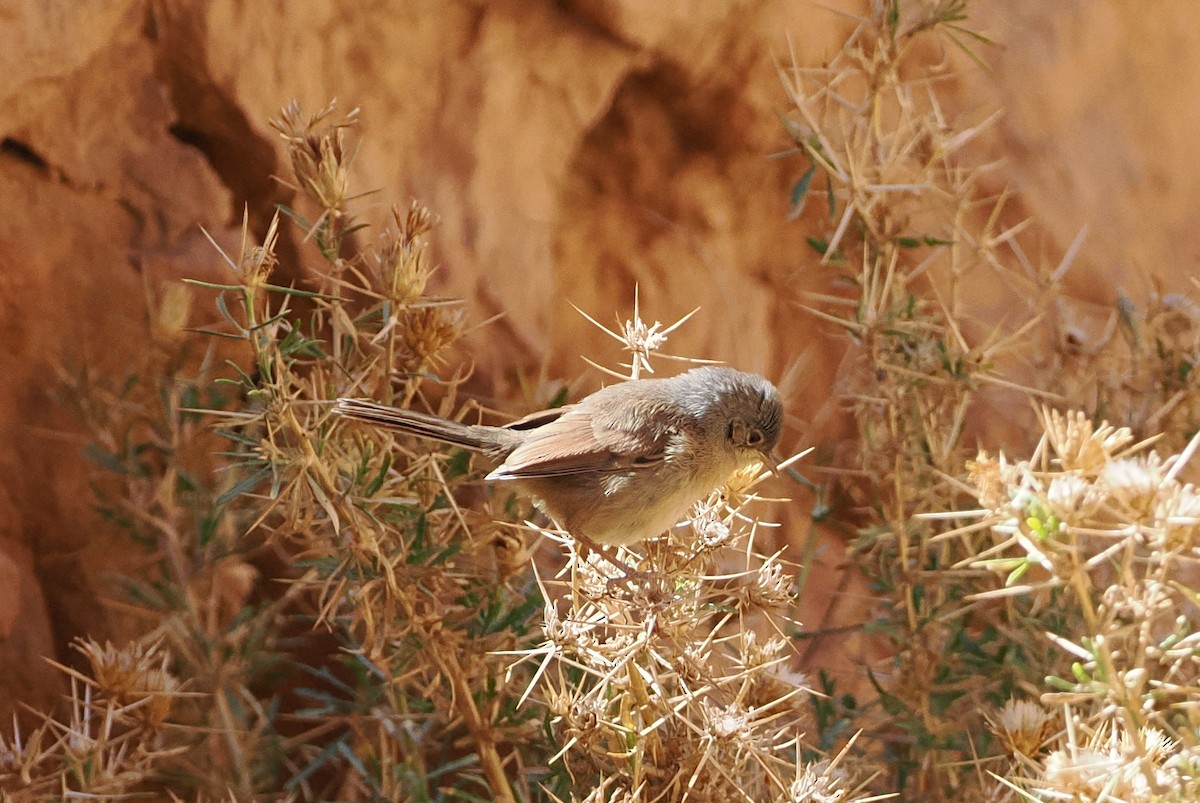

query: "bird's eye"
left=746, top=428, right=764, bottom=447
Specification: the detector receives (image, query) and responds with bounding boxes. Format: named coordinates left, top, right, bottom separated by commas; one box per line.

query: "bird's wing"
left=501, top=405, right=572, bottom=431
left=488, top=407, right=669, bottom=480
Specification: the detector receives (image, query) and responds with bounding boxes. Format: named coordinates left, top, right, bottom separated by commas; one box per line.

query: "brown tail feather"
left=334, top=398, right=505, bottom=452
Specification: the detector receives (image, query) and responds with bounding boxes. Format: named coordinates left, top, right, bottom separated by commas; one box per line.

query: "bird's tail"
left=334, top=398, right=504, bottom=452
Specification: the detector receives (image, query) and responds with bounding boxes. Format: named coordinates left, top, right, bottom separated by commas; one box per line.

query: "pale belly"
left=517, top=453, right=742, bottom=546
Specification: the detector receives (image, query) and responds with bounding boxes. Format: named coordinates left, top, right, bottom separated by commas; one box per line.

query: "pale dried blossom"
left=968, top=450, right=1007, bottom=511
left=739, top=631, right=789, bottom=670
left=986, top=699, right=1058, bottom=757
left=1044, top=408, right=1134, bottom=474
left=574, top=292, right=700, bottom=379
left=599, top=630, right=639, bottom=661
left=543, top=603, right=599, bottom=656
left=74, top=638, right=180, bottom=730
left=398, top=304, right=464, bottom=369
left=1153, top=482, right=1200, bottom=548
left=1101, top=454, right=1168, bottom=513
left=1045, top=473, right=1102, bottom=524
left=376, top=202, right=439, bottom=305
left=1124, top=727, right=1176, bottom=764
left=676, top=641, right=711, bottom=684
left=970, top=451, right=1040, bottom=521
left=723, top=460, right=770, bottom=508
left=787, top=761, right=846, bottom=803
left=748, top=558, right=795, bottom=609
left=1041, top=747, right=1120, bottom=796
left=1038, top=727, right=1179, bottom=801
left=690, top=498, right=734, bottom=548
left=700, top=516, right=733, bottom=548
left=768, top=663, right=811, bottom=697
left=566, top=695, right=605, bottom=739
left=270, top=99, right=360, bottom=213
left=236, top=213, right=281, bottom=291
left=1099, top=579, right=1174, bottom=630
left=744, top=640, right=812, bottom=716
left=701, top=700, right=754, bottom=744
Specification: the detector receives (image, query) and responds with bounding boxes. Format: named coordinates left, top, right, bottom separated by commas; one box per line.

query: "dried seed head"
left=137, top=669, right=181, bottom=730
left=1154, top=482, right=1200, bottom=548
left=1045, top=474, right=1101, bottom=524
left=1042, top=748, right=1119, bottom=795
left=1101, top=454, right=1167, bottom=513
left=270, top=99, right=360, bottom=213
left=398, top=200, right=438, bottom=246
left=748, top=559, right=794, bottom=609
left=74, top=638, right=179, bottom=729
left=788, top=761, right=847, bottom=803
left=739, top=630, right=787, bottom=669
left=689, top=497, right=733, bottom=548
left=399, top=305, right=464, bottom=370
left=723, top=461, right=767, bottom=504
left=1040, top=725, right=1179, bottom=800
left=1044, top=408, right=1134, bottom=474
left=543, top=605, right=598, bottom=657
left=676, top=642, right=710, bottom=684
left=702, top=700, right=753, bottom=742
left=968, top=450, right=1006, bottom=510
left=1131, top=728, right=1177, bottom=764
left=567, top=696, right=604, bottom=737
left=377, top=202, right=440, bottom=305
left=987, top=699, right=1058, bottom=757
left=240, top=241, right=278, bottom=290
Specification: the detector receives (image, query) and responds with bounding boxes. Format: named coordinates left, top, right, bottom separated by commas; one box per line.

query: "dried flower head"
left=723, top=460, right=771, bottom=508
left=1043, top=408, right=1134, bottom=474
left=739, top=630, right=788, bottom=670
left=1037, top=723, right=1180, bottom=801
left=1041, top=747, right=1120, bottom=796
left=1044, top=473, right=1102, bottom=524
left=377, top=202, right=440, bottom=305
left=1153, top=482, right=1200, bottom=549
left=689, top=494, right=735, bottom=548
left=238, top=214, right=281, bottom=291
left=574, top=291, right=700, bottom=379
left=270, top=99, right=360, bottom=213
left=986, top=699, right=1058, bottom=757
left=968, top=450, right=1005, bottom=510
left=969, top=450, right=1031, bottom=513
left=788, top=760, right=847, bottom=803
left=747, top=556, right=795, bottom=609
left=1101, top=454, right=1167, bottom=514
left=398, top=304, right=464, bottom=369
left=701, top=699, right=754, bottom=744
left=1125, top=727, right=1176, bottom=765
left=75, top=638, right=179, bottom=715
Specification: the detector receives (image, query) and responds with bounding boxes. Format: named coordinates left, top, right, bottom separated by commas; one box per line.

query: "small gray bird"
left=334, top=366, right=782, bottom=548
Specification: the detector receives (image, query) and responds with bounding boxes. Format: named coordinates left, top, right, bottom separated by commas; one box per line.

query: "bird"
left=334, top=366, right=782, bottom=551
